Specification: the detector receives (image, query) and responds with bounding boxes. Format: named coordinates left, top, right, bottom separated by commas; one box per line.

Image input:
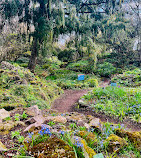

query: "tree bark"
left=28, top=38, right=38, bottom=73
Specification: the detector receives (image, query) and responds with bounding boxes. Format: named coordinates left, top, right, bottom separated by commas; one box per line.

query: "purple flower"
left=28, top=132, right=34, bottom=138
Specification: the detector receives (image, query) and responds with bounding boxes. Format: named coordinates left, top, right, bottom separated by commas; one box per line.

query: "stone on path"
left=26, top=105, right=42, bottom=116
left=0, top=109, right=10, bottom=120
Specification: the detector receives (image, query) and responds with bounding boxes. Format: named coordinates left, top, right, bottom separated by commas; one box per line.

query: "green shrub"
left=67, top=60, right=90, bottom=73
left=96, top=62, right=116, bottom=77
left=86, top=78, right=98, bottom=87
left=58, top=48, right=76, bottom=62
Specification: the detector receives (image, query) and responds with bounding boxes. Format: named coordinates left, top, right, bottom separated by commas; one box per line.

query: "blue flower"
left=60, top=130, right=65, bottom=135
left=20, top=145, right=24, bottom=148
left=28, top=132, right=34, bottom=138
left=39, top=130, right=43, bottom=136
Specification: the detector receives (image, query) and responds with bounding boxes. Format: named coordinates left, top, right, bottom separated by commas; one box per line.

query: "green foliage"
left=14, top=114, right=20, bottom=121
left=21, top=111, right=28, bottom=119
left=67, top=60, right=91, bottom=73
left=96, top=62, right=116, bottom=77
left=11, top=130, right=20, bottom=139
left=111, top=68, right=141, bottom=87
left=44, top=68, right=99, bottom=89
left=83, top=86, right=141, bottom=121
left=47, top=121, right=55, bottom=126
left=58, top=48, right=77, bottom=62
left=0, top=63, right=63, bottom=109
left=86, top=78, right=98, bottom=87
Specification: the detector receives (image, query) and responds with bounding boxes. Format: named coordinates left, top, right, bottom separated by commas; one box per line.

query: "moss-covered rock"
left=28, top=137, right=75, bottom=158
left=106, top=134, right=128, bottom=153
left=115, top=128, right=141, bottom=150
left=81, top=139, right=96, bottom=158
left=126, top=131, right=141, bottom=150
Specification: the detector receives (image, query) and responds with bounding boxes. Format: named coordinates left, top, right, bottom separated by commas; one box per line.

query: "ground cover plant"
left=111, top=68, right=141, bottom=87
left=83, top=86, right=141, bottom=122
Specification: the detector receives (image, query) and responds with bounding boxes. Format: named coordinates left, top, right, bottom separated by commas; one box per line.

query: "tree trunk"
left=28, top=38, right=38, bottom=73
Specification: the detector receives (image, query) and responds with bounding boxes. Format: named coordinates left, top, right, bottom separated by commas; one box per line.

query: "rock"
left=77, top=120, right=85, bottom=126
left=24, top=122, right=42, bottom=132
left=0, top=109, right=10, bottom=120
left=4, top=121, right=15, bottom=131
left=53, top=116, right=67, bottom=124
left=127, top=131, right=141, bottom=150
left=89, top=118, right=102, bottom=132
left=115, top=129, right=141, bottom=150
left=66, top=112, right=86, bottom=123
left=0, top=141, right=7, bottom=151
left=106, top=134, right=128, bottom=153
left=44, top=115, right=67, bottom=124
left=0, top=61, right=18, bottom=71
left=84, top=123, right=90, bottom=129
left=25, top=118, right=36, bottom=125
left=24, top=121, right=52, bottom=132
left=29, top=137, right=75, bottom=157
left=14, top=121, right=25, bottom=127
left=26, top=105, right=42, bottom=116
left=78, top=98, right=89, bottom=108
left=81, top=139, right=96, bottom=158
left=86, top=115, right=95, bottom=122
left=78, top=130, right=97, bottom=145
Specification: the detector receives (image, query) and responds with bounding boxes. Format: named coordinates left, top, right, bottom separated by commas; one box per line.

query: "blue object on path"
left=78, top=74, right=85, bottom=81
left=110, top=82, right=117, bottom=86
left=93, top=153, right=104, bottom=158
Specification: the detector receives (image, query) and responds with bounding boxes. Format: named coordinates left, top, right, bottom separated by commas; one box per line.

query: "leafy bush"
left=58, top=48, right=77, bottom=62
left=67, top=60, right=91, bottom=73
left=96, top=62, right=116, bottom=77
left=86, top=78, right=98, bottom=87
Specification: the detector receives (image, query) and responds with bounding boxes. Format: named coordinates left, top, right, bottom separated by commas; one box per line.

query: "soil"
left=52, top=89, right=88, bottom=112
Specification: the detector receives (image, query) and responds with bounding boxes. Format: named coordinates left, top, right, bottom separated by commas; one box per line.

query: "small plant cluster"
left=14, top=111, right=28, bottom=121
left=83, top=86, right=141, bottom=122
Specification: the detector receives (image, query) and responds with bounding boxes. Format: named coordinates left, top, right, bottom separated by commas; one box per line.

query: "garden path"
left=52, top=78, right=110, bottom=113
left=52, top=78, right=141, bottom=131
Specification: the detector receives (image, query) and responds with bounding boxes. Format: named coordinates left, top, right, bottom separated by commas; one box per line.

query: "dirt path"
left=52, top=78, right=110, bottom=113
left=52, top=89, right=88, bottom=112
left=52, top=79, right=141, bottom=131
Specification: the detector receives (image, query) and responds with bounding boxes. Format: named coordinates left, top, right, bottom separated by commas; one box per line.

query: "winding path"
left=52, top=89, right=88, bottom=112
left=52, top=79, right=141, bottom=131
